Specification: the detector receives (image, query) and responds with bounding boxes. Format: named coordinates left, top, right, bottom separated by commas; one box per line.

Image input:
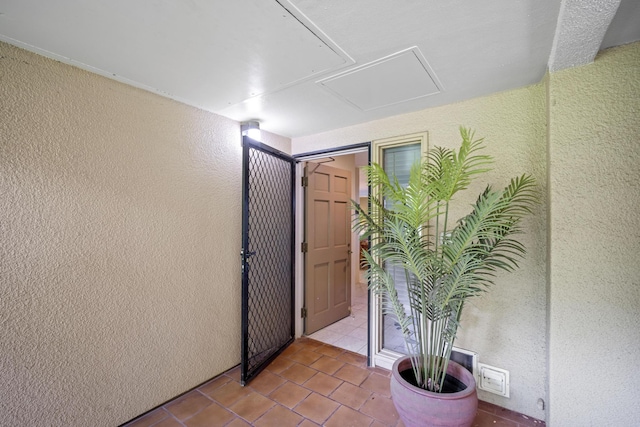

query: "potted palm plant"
left=353, top=127, right=537, bottom=427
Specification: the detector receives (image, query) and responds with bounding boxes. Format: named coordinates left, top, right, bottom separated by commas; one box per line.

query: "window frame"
left=369, top=131, right=428, bottom=370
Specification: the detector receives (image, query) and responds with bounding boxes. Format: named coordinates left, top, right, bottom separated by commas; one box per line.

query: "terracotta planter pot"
left=391, top=356, right=478, bottom=427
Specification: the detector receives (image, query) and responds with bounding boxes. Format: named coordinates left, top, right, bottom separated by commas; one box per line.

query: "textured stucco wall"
left=260, top=130, right=292, bottom=155
left=0, top=41, right=247, bottom=426
left=293, top=85, right=548, bottom=419
left=547, top=42, right=640, bottom=426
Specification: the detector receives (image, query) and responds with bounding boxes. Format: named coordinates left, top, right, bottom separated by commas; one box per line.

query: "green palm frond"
left=423, top=127, right=493, bottom=202
left=352, top=127, right=538, bottom=392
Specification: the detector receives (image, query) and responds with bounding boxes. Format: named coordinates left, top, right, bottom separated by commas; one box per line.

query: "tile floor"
left=123, top=338, right=546, bottom=427
left=305, top=269, right=406, bottom=355
left=306, top=280, right=369, bottom=355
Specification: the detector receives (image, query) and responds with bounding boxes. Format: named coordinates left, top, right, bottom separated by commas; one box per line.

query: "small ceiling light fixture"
left=241, top=120, right=261, bottom=142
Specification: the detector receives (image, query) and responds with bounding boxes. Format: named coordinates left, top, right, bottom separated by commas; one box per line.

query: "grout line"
left=132, top=339, right=542, bottom=427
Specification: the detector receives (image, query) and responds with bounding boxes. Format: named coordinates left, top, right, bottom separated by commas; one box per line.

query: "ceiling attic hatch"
left=317, top=47, right=443, bottom=111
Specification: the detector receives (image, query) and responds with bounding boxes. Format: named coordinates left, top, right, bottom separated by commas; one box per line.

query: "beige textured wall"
left=293, top=84, right=548, bottom=418
left=0, top=41, right=250, bottom=426
left=260, top=130, right=292, bottom=155
left=3, top=29, right=636, bottom=426
left=547, top=42, right=640, bottom=426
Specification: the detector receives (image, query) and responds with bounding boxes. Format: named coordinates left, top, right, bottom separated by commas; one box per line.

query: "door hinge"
left=301, top=176, right=308, bottom=187
left=301, top=307, right=307, bottom=318
left=301, top=242, right=308, bottom=253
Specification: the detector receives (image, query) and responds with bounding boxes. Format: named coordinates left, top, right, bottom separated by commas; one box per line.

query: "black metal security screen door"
left=241, top=137, right=295, bottom=385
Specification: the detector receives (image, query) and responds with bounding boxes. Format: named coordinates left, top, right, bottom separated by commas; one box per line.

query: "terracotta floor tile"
left=183, top=402, right=235, bottom=427
left=164, top=391, right=213, bottom=421
left=324, top=405, right=374, bottom=427
left=519, top=415, right=546, bottom=426
left=152, top=417, right=183, bottom=427
left=265, top=356, right=294, bottom=374
left=206, top=380, right=253, bottom=407
left=269, top=381, right=311, bottom=409
left=472, top=409, right=515, bottom=427
left=280, top=342, right=305, bottom=357
left=279, top=362, right=317, bottom=384
left=297, top=337, right=325, bottom=350
left=337, top=351, right=367, bottom=367
left=476, top=400, right=543, bottom=426
left=334, top=363, right=370, bottom=386
left=315, top=344, right=345, bottom=358
left=359, top=394, right=400, bottom=426
left=288, top=348, right=323, bottom=365
left=360, top=372, right=391, bottom=397
left=329, top=381, right=371, bottom=410
left=370, top=366, right=391, bottom=378
left=253, top=404, right=304, bottom=427
left=123, top=339, right=543, bottom=427
left=224, top=366, right=241, bottom=383
left=124, top=408, right=169, bottom=427
left=294, top=392, right=340, bottom=424
left=309, top=355, right=345, bottom=375
left=303, top=371, right=343, bottom=396
left=494, top=406, right=545, bottom=426
left=225, top=418, right=250, bottom=427
left=493, top=407, right=525, bottom=424
left=477, top=400, right=498, bottom=414
left=197, top=375, right=232, bottom=396
left=248, top=370, right=286, bottom=395
left=228, top=392, right=275, bottom=423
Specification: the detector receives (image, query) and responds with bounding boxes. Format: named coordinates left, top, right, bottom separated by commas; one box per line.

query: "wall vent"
left=478, top=363, right=510, bottom=397
left=451, top=347, right=478, bottom=382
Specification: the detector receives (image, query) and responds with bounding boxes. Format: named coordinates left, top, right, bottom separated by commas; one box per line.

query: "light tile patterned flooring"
left=306, top=280, right=369, bottom=355
left=306, top=269, right=405, bottom=355
left=124, top=338, right=546, bottom=427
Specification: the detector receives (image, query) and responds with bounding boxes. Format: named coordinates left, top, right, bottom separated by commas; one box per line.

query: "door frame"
left=293, top=142, right=371, bottom=363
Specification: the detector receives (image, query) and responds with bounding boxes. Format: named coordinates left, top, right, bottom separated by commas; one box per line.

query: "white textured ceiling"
left=0, top=0, right=638, bottom=138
